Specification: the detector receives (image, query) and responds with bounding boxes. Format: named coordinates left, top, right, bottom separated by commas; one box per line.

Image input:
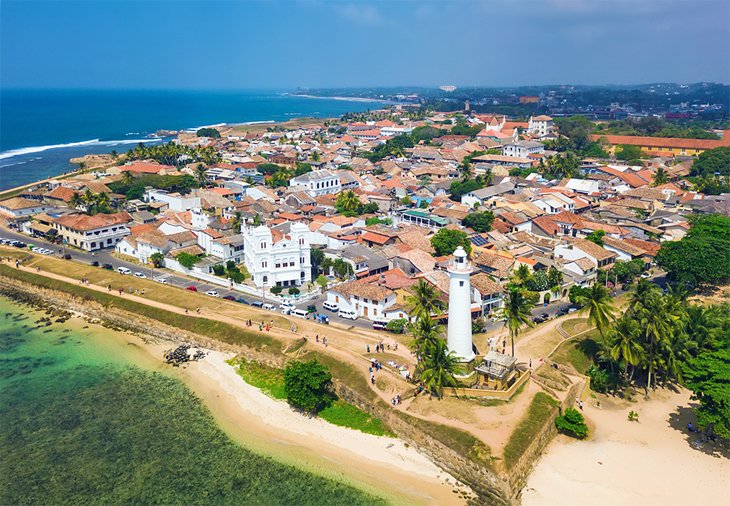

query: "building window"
left=262, top=261, right=268, bottom=268
left=263, top=276, right=268, bottom=284
left=260, top=242, right=266, bottom=249
left=459, top=280, right=464, bottom=287
left=299, top=238, right=304, bottom=245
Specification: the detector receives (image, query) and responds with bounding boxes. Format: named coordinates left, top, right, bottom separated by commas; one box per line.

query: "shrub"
left=586, top=364, right=609, bottom=393
left=385, top=318, right=407, bottom=334
left=555, top=407, right=588, bottom=438
left=176, top=252, right=200, bottom=270
left=288, top=287, right=300, bottom=296
left=283, top=360, right=332, bottom=413
left=212, top=264, right=225, bottom=276
left=270, top=285, right=283, bottom=295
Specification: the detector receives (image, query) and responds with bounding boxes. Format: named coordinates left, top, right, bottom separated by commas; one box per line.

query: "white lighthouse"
left=446, top=246, right=475, bottom=362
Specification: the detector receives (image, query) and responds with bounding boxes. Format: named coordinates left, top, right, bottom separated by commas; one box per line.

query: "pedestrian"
left=394, top=342, right=398, bottom=351
left=368, top=366, right=373, bottom=373
left=185, top=309, right=189, bottom=314
left=315, top=335, right=319, bottom=343
left=366, top=344, right=371, bottom=353
left=579, top=401, right=584, bottom=411
left=387, top=343, right=391, bottom=350
left=107, top=285, right=111, bottom=291
left=529, top=359, right=532, bottom=368
left=196, top=307, right=200, bottom=314
left=370, top=374, right=375, bottom=385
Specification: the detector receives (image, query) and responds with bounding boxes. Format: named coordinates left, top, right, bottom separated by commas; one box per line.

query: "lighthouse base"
left=453, top=356, right=477, bottom=380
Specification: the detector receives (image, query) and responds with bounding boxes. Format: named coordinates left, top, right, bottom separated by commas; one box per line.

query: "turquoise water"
left=0, top=89, right=383, bottom=190
left=0, top=296, right=383, bottom=505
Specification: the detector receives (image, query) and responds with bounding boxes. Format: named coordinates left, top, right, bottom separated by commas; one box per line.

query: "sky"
left=1, top=0, right=729, bottom=89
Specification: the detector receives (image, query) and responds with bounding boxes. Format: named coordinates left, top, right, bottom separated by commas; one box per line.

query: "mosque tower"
left=446, top=246, right=475, bottom=362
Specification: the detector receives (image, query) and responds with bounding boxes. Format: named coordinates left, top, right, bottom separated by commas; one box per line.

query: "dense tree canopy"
left=430, top=228, right=472, bottom=256
left=196, top=127, right=221, bottom=138
left=283, top=360, right=332, bottom=413
left=462, top=211, right=494, bottom=233
left=691, top=146, right=730, bottom=177
left=656, top=214, right=730, bottom=287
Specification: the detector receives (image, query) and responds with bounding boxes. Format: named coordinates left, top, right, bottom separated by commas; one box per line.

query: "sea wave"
left=186, top=122, right=227, bottom=132
left=0, top=138, right=162, bottom=161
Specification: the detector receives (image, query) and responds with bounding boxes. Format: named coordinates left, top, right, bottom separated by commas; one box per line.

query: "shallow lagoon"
left=0, top=297, right=382, bottom=505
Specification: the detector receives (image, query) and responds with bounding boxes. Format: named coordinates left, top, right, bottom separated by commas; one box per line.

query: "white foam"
left=186, top=122, right=227, bottom=132
left=0, top=138, right=163, bottom=161
left=0, top=139, right=100, bottom=160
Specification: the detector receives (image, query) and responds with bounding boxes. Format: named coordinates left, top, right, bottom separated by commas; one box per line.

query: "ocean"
left=0, top=295, right=383, bottom=505
left=0, top=89, right=383, bottom=191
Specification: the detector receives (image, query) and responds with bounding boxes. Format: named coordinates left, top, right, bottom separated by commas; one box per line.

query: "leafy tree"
left=315, top=274, right=329, bottom=292
left=196, top=127, right=221, bottom=138
left=400, top=196, right=412, bottom=206
left=682, top=345, right=730, bottom=438
left=418, top=338, right=462, bottom=398
left=430, top=228, right=472, bottom=256
left=656, top=214, right=730, bottom=288
left=256, top=163, right=287, bottom=175
left=449, top=178, right=485, bottom=201
left=615, top=144, right=643, bottom=163
left=332, top=259, right=354, bottom=280
left=270, top=285, right=283, bottom=295
left=501, top=286, right=538, bottom=356
left=652, top=167, right=670, bottom=186
left=365, top=216, right=393, bottom=226
left=310, top=247, right=325, bottom=276
left=608, top=317, right=644, bottom=381
left=525, top=270, right=551, bottom=292
left=691, top=146, right=730, bottom=177
left=283, top=360, right=332, bottom=413
left=555, top=408, right=588, bottom=439
left=405, top=279, right=444, bottom=321
left=569, top=285, right=590, bottom=305
left=462, top=211, right=494, bottom=233
left=511, top=263, right=532, bottom=287
left=585, top=229, right=606, bottom=246
left=386, top=318, right=408, bottom=334
left=288, top=287, right=300, bottom=296
left=212, top=264, right=226, bottom=276
left=176, top=252, right=200, bottom=270
left=554, top=116, right=594, bottom=153
left=150, top=252, right=165, bottom=268
left=408, top=316, right=442, bottom=360
left=121, top=170, right=135, bottom=186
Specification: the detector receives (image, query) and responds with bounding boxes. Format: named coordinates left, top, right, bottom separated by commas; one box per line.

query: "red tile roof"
left=590, top=131, right=730, bottom=151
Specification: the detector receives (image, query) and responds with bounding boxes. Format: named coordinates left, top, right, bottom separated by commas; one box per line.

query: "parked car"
left=117, top=267, right=132, bottom=275
left=314, top=313, right=329, bottom=324
left=372, top=319, right=388, bottom=331
left=186, top=286, right=198, bottom=292
left=91, top=260, right=100, bottom=267
left=205, top=290, right=220, bottom=297
left=323, top=301, right=339, bottom=312
left=262, top=303, right=275, bottom=311
left=280, top=302, right=295, bottom=315
left=306, top=304, right=317, bottom=313
left=556, top=307, right=569, bottom=316
left=222, top=295, right=236, bottom=301
left=236, top=297, right=250, bottom=305
left=540, top=313, right=549, bottom=320
left=102, top=263, right=113, bottom=270
left=532, top=315, right=546, bottom=324
left=62, top=253, right=72, bottom=260
left=133, top=272, right=146, bottom=278
left=338, top=309, right=357, bottom=320
left=154, top=277, right=168, bottom=284
left=251, top=301, right=264, bottom=308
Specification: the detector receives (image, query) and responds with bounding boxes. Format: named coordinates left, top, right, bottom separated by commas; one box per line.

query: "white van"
left=262, top=303, right=276, bottom=311
left=117, top=267, right=132, bottom=275
left=323, top=301, right=339, bottom=312
left=279, top=302, right=295, bottom=315
left=291, top=309, right=309, bottom=319
left=338, top=309, right=357, bottom=320
left=372, top=319, right=389, bottom=331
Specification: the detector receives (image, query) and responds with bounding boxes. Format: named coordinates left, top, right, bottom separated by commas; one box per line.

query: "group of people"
left=314, top=334, right=329, bottom=347
left=391, top=394, right=402, bottom=406
left=367, top=341, right=398, bottom=354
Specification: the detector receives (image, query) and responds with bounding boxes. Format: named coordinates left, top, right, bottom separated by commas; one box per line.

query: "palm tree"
left=576, top=283, right=616, bottom=338
left=511, top=264, right=532, bottom=287
left=405, top=279, right=443, bottom=321
left=652, top=167, right=669, bottom=186
left=418, top=338, right=462, bottom=399
left=548, top=266, right=564, bottom=299
left=195, top=164, right=208, bottom=187
left=121, top=170, right=134, bottom=186
left=627, top=281, right=671, bottom=391
left=609, top=317, right=644, bottom=381
left=409, top=316, right=442, bottom=361
left=336, top=190, right=361, bottom=215
left=500, top=285, right=537, bottom=356
left=683, top=305, right=722, bottom=351
left=95, top=192, right=111, bottom=213
left=70, top=192, right=82, bottom=209
left=231, top=211, right=243, bottom=233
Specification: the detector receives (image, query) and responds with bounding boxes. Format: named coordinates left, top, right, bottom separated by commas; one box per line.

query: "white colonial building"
left=289, top=169, right=341, bottom=197
left=527, top=115, right=555, bottom=137
left=242, top=223, right=312, bottom=288
left=502, top=140, right=545, bottom=158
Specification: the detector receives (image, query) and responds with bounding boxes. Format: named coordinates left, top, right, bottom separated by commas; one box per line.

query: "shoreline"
left=287, top=93, right=396, bottom=104
left=0, top=290, right=468, bottom=505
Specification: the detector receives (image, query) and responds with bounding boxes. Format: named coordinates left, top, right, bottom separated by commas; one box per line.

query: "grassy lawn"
left=233, top=360, right=287, bottom=399
left=561, top=317, right=589, bottom=337
left=230, top=357, right=392, bottom=437
left=502, top=392, right=559, bottom=469
left=397, top=412, right=492, bottom=468
left=551, top=330, right=601, bottom=373
left=0, top=264, right=282, bottom=352
left=319, top=400, right=394, bottom=437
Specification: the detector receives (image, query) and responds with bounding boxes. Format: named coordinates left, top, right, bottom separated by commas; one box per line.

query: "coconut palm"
left=609, top=317, right=644, bottom=381
left=511, top=263, right=532, bottom=287
left=405, top=279, right=443, bottom=321
left=95, top=192, right=111, bottom=212
left=409, top=316, right=442, bottom=361
left=576, top=283, right=616, bottom=338
left=418, top=338, right=462, bottom=399
left=231, top=211, right=243, bottom=233
left=500, top=285, right=537, bottom=356
left=652, top=167, right=670, bottom=186
left=69, top=192, right=82, bottom=209
left=683, top=305, right=722, bottom=351
left=195, top=164, right=208, bottom=187
left=335, top=190, right=361, bottom=215
left=121, top=170, right=135, bottom=186
left=628, top=283, right=671, bottom=391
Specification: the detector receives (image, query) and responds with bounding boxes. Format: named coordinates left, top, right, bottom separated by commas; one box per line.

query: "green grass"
left=319, top=400, right=394, bottom=437
left=396, top=412, right=492, bottom=467
left=233, top=360, right=287, bottom=399
left=502, top=392, right=559, bottom=469
left=0, top=264, right=281, bottom=352
left=230, top=357, right=391, bottom=437
left=561, top=318, right=589, bottom=337
left=551, top=331, right=601, bottom=373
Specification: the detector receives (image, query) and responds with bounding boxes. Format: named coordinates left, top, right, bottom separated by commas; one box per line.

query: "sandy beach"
left=142, top=344, right=469, bottom=504
left=523, top=389, right=730, bottom=505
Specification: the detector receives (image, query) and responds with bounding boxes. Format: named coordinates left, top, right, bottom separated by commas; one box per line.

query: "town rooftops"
left=590, top=131, right=730, bottom=151
left=54, top=212, right=132, bottom=231
left=0, top=197, right=43, bottom=210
